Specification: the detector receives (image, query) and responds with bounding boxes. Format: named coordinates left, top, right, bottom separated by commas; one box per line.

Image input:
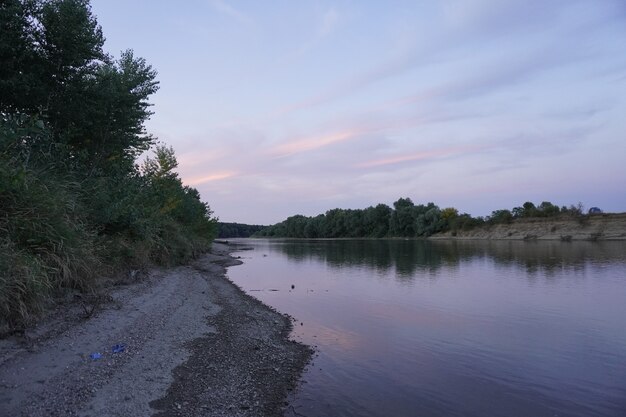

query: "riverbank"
left=0, top=243, right=312, bottom=417
left=432, top=213, right=626, bottom=241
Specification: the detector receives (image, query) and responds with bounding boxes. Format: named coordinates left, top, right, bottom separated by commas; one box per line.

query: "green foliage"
left=447, top=213, right=485, bottom=232
left=441, top=207, right=459, bottom=221
left=510, top=200, right=588, bottom=219
left=0, top=118, right=98, bottom=326
left=366, top=204, right=392, bottom=238
left=256, top=197, right=592, bottom=241
left=256, top=199, right=447, bottom=239
left=217, top=223, right=266, bottom=238
left=1, top=0, right=158, bottom=175
left=0, top=1, right=216, bottom=328
left=488, top=209, right=513, bottom=224
left=259, top=197, right=594, bottom=239
left=389, top=198, right=416, bottom=237
left=0, top=0, right=105, bottom=115
left=567, top=202, right=584, bottom=217
left=538, top=201, right=560, bottom=216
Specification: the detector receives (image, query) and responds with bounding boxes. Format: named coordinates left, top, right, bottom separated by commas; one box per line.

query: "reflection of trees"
left=272, top=240, right=457, bottom=278
left=439, top=240, right=626, bottom=277
left=269, top=239, right=626, bottom=282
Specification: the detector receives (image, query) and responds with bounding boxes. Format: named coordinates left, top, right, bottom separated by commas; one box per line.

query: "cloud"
left=441, top=0, right=561, bottom=36
left=272, top=49, right=424, bottom=117
left=140, top=1, right=626, bottom=223
left=379, top=42, right=597, bottom=116
left=207, top=0, right=251, bottom=23
left=184, top=171, right=238, bottom=186
left=268, top=129, right=363, bottom=157
left=356, top=146, right=482, bottom=168
left=177, top=149, right=229, bottom=169
left=319, top=7, right=339, bottom=37
left=540, top=102, right=612, bottom=121
left=268, top=0, right=619, bottom=122
left=291, top=6, right=342, bottom=60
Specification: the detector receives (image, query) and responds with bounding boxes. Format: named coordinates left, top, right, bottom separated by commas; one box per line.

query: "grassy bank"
left=1, top=1, right=216, bottom=330
left=1, top=119, right=217, bottom=332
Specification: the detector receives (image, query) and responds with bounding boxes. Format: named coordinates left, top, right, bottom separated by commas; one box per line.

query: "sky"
left=90, top=0, right=626, bottom=225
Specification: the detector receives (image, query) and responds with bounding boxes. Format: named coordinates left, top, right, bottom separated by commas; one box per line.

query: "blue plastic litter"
left=112, top=344, right=126, bottom=353
left=90, top=352, right=102, bottom=360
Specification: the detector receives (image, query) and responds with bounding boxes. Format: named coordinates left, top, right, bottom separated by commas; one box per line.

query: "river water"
left=227, top=239, right=626, bottom=417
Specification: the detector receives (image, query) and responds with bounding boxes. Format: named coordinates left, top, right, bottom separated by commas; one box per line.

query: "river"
left=227, top=239, right=626, bottom=417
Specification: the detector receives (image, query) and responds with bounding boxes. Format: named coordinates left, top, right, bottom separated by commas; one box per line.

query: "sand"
left=0, top=243, right=311, bottom=417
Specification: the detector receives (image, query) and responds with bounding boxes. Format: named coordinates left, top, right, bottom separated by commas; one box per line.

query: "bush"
left=489, top=209, right=513, bottom=224
left=0, top=150, right=100, bottom=326
left=1, top=2, right=219, bottom=329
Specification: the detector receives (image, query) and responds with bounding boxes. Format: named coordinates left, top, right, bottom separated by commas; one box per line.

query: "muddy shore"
left=0, top=243, right=312, bottom=417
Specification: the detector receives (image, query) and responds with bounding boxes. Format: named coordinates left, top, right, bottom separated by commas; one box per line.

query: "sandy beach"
left=0, top=243, right=311, bottom=417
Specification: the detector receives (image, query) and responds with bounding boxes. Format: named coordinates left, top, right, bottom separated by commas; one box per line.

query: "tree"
left=143, top=145, right=178, bottom=180
left=58, top=50, right=159, bottom=173
left=0, top=1, right=157, bottom=174
left=40, top=0, right=105, bottom=74
left=537, top=201, right=560, bottom=217
left=522, top=201, right=537, bottom=217
left=390, top=198, right=416, bottom=237
left=304, top=216, right=321, bottom=238
left=414, top=203, right=444, bottom=236
left=364, top=204, right=391, bottom=237
left=441, top=207, right=458, bottom=220
left=0, top=0, right=106, bottom=116
left=489, top=209, right=513, bottom=224
left=0, top=0, right=216, bottom=327
left=324, top=209, right=348, bottom=237
left=0, top=0, right=44, bottom=113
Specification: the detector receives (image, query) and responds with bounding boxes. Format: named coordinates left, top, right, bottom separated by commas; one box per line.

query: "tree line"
left=1, top=0, right=217, bottom=327
left=217, top=222, right=266, bottom=238
left=254, top=198, right=588, bottom=239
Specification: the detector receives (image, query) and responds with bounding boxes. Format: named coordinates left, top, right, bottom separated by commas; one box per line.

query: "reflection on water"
left=228, top=239, right=626, bottom=417
left=275, top=239, right=624, bottom=278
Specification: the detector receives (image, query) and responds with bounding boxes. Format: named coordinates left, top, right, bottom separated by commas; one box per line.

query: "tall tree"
left=0, top=0, right=43, bottom=113
left=52, top=50, right=158, bottom=173
left=390, top=198, right=416, bottom=237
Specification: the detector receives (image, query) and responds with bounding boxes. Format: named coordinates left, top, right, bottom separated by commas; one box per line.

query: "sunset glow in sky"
left=91, top=0, right=626, bottom=224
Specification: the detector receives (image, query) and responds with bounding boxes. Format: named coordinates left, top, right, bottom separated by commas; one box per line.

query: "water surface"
left=228, top=239, right=626, bottom=417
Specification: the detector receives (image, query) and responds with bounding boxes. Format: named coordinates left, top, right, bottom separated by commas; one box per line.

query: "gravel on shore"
left=0, top=242, right=312, bottom=417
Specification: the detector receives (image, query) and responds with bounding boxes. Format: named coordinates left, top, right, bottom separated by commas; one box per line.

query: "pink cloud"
left=356, top=145, right=483, bottom=168
left=184, top=171, right=238, bottom=186
left=269, top=129, right=365, bottom=157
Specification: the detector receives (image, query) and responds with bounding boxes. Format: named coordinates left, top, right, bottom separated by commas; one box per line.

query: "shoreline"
left=0, top=242, right=312, bottom=417
left=432, top=213, right=626, bottom=241
left=243, top=213, right=626, bottom=241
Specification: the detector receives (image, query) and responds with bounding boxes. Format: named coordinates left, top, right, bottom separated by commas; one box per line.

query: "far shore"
left=234, top=213, right=626, bottom=242
left=431, top=213, right=626, bottom=241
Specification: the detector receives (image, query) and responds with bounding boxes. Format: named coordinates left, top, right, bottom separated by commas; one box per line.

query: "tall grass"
left=1, top=1, right=217, bottom=331
left=0, top=121, right=216, bottom=330
left=0, top=159, right=99, bottom=328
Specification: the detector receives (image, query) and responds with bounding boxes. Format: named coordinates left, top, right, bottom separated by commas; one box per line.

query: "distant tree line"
left=217, top=222, right=267, bottom=238
left=488, top=201, right=585, bottom=224
left=1, top=0, right=217, bottom=327
left=254, top=199, right=589, bottom=239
